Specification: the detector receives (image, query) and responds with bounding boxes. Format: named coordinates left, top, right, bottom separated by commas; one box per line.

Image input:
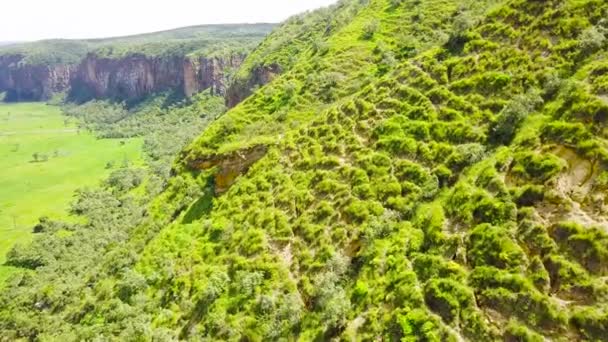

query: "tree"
left=579, top=26, right=607, bottom=56
left=362, top=20, right=380, bottom=40
left=489, top=90, right=543, bottom=145
left=446, top=11, right=475, bottom=53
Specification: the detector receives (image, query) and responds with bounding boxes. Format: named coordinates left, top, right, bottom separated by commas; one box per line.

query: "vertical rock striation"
left=0, top=53, right=247, bottom=103
left=184, top=54, right=245, bottom=98
left=0, top=55, right=74, bottom=101
left=68, top=53, right=247, bottom=102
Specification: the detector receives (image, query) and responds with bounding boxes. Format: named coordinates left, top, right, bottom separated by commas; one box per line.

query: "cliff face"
left=184, top=54, right=245, bottom=98
left=69, top=53, right=245, bottom=103
left=0, top=53, right=247, bottom=103
left=225, top=63, right=280, bottom=107
left=0, top=55, right=74, bottom=101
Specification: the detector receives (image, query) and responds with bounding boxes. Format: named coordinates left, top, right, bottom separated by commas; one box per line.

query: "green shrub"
left=504, top=320, right=544, bottom=342
left=468, top=224, right=527, bottom=270
left=397, top=308, right=456, bottom=342
left=516, top=218, right=557, bottom=256
left=424, top=278, right=476, bottom=324
left=541, top=121, right=591, bottom=145
left=571, top=306, right=608, bottom=340
left=511, top=152, right=566, bottom=183
left=362, top=20, right=380, bottom=40
left=470, top=267, right=567, bottom=329
left=489, top=91, right=543, bottom=145
left=578, top=26, right=607, bottom=56
left=345, top=199, right=371, bottom=222
left=549, top=222, right=608, bottom=275
left=412, top=254, right=467, bottom=282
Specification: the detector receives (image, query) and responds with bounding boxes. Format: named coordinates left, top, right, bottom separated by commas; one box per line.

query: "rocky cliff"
left=183, top=54, right=245, bottom=98
left=0, top=53, right=246, bottom=103
left=0, top=55, right=74, bottom=101
left=69, top=53, right=246, bottom=102
left=225, top=63, right=280, bottom=107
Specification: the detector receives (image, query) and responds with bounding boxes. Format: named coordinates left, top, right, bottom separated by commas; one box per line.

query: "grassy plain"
left=0, top=102, right=142, bottom=283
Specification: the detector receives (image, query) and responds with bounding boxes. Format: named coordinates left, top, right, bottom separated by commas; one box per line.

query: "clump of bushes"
left=467, top=224, right=527, bottom=270
left=571, top=306, right=608, bottom=341
left=510, top=152, right=566, bottom=183
left=397, top=308, right=455, bottom=341
left=362, top=20, right=380, bottom=40
left=489, top=90, right=543, bottom=145
left=549, top=222, right=608, bottom=275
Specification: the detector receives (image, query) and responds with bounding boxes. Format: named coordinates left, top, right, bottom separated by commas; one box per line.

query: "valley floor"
left=0, top=103, right=142, bottom=283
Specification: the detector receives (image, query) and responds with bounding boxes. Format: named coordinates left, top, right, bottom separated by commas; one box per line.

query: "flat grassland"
left=0, top=103, right=142, bottom=283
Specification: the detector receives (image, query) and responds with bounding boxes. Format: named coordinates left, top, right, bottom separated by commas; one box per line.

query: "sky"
left=0, top=0, right=338, bottom=41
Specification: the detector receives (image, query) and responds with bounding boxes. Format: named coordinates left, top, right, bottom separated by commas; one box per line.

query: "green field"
left=0, top=103, right=142, bottom=282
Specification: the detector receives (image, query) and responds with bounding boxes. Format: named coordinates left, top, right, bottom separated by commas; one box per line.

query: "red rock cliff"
left=69, top=53, right=245, bottom=102
left=0, top=55, right=74, bottom=101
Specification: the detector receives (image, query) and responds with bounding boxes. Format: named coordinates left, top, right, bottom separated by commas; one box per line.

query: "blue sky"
left=1, top=0, right=338, bottom=41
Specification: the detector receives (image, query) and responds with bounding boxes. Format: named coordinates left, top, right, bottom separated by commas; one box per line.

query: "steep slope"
left=225, top=0, right=365, bottom=107
left=0, top=24, right=274, bottom=102
left=146, top=0, right=608, bottom=339
left=1, top=0, right=608, bottom=340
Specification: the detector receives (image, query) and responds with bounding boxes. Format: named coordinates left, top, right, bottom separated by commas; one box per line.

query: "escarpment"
left=0, top=53, right=247, bottom=103
left=0, top=24, right=274, bottom=103
left=0, top=55, right=75, bottom=101
left=183, top=54, right=245, bottom=98
left=69, top=53, right=246, bottom=102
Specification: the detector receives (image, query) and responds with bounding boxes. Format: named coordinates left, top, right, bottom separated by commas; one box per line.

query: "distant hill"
left=0, top=41, right=20, bottom=47
left=0, top=24, right=276, bottom=102
left=0, top=24, right=276, bottom=65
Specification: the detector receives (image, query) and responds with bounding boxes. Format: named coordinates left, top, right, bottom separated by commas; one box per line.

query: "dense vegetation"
left=0, top=103, right=142, bottom=284
left=2, top=0, right=608, bottom=340
left=0, top=24, right=274, bottom=65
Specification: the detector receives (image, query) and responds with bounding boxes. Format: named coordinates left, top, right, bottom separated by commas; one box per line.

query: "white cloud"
left=0, top=0, right=338, bottom=41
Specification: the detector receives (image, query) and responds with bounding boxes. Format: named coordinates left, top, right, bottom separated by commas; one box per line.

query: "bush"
left=511, top=152, right=566, bottom=183
left=512, top=185, right=545, bottom=207
left=362, top=20, right=380, bottom=40
left=389, top=0, right=404, bottom=9
left=571, top=306, right=608, bottom=340
left=470, top=267, right=567, bottom=329
left=541, top=121, right=590, bottom=145
left=397, top=308, right=456, bottom=341
left=424, top=278, right=475, bottom=324
left=444, top=11, right=475, bottom=53
left=105, top=168, right=145, bottom=192
left=504, top=320, right=544, bottom=342
left=489, top=91, right=543, bottom=145
left=468, top=224, right=527, bottom=270
left=412, top=254, right=467, bottom=282
left=345, top=199, right=371, bottom=222
left=578, top=26, right=607, bottom=56
left=549, top=222, right=608, bottom=275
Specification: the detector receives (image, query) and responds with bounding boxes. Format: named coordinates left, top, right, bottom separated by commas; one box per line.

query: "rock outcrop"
left=225, top=63, right=281, bottom=108
left=183, top=54, right=245, bottom=98
left=0, top=55, right=74, bottom=101
left=186, top=145, right=268, bottom=194
left=69, top=53, right=246, bottom=102
left=0, top=53, right=246, bottom=103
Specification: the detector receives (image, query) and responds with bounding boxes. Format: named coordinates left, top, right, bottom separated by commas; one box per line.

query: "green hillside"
left=2, top=0, right=608, bottom=340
